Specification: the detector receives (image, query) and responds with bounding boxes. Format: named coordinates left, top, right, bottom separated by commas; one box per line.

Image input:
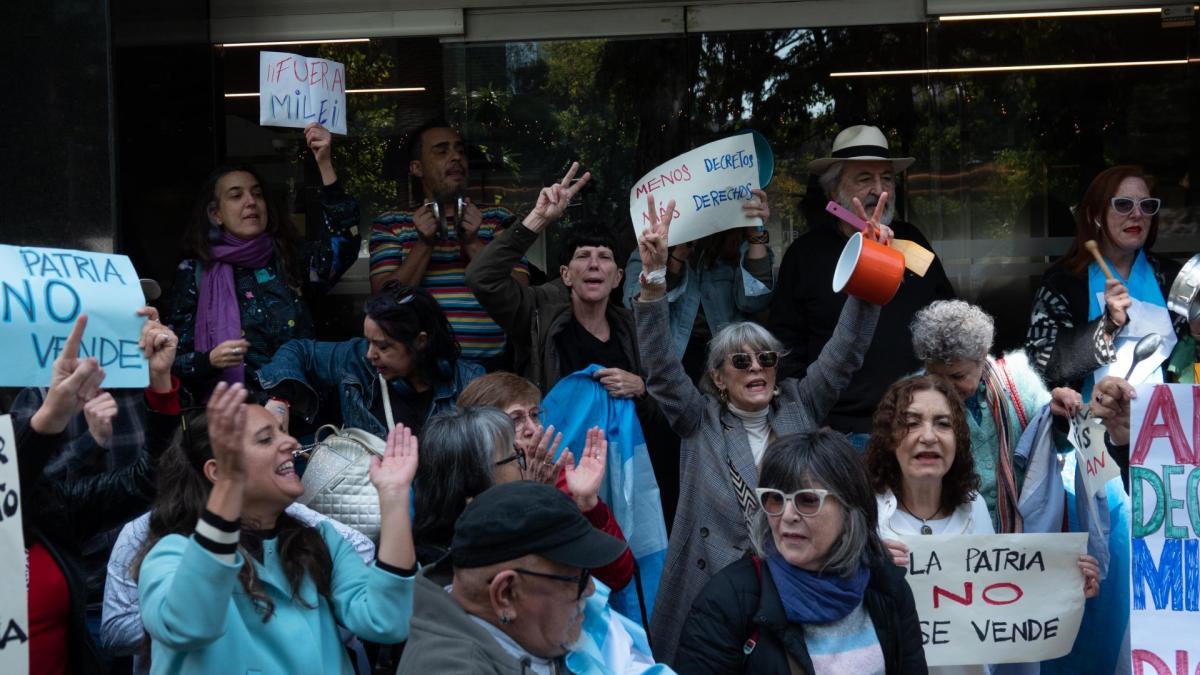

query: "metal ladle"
left=1123, top=333, right=1164, bottom=381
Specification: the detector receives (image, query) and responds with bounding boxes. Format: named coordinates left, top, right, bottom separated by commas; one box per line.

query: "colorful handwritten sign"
left=627, top=134, right=769, bottom=246
left=0, top=244, right=147, bottom=388
left=259, top=51, right=347, bottom=135
left=898, top=533, right=1087, bottom=666
left=0, top=416, right=28, bottom=674
left=1130, top=384, right=1200, bottom=674
left=1069, top=413, right=1121, bottom=500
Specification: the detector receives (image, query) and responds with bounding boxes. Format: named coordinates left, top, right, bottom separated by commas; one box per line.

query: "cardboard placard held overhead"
left=0, top=416, right=29, bottom=673
left=628, top=132, right=773, bottom=246
left=260, top=51, right=347, bottom=135
left=0, top=245, right=147, bottom=388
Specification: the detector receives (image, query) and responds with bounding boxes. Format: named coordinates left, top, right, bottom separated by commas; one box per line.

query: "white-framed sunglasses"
left=755, top=487, right=835, bottom=517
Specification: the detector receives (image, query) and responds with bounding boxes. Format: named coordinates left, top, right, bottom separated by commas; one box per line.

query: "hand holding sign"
left=1090, top=375, right=1135, bottom=446
left=137, top=306, right=178, bottom=392
left=850, top=191, right=894, bottom=246
left=30, top=315, right=106, bottom=435
left=304, top=123, right=337, bottom=185
left=741, top=189, right=770, bottom=229
left=523, top=162, right=591, bottom=233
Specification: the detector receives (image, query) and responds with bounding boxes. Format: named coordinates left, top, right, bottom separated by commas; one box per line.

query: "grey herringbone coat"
left=634, top=294, right=879, bottom=664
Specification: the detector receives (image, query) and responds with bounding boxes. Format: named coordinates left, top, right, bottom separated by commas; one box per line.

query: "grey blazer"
left=634, top=294, right=879, bottom=664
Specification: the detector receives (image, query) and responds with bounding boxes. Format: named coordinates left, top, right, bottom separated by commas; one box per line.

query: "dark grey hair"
left=818, top=161, right=845, bottom=200
left=751, top=431, right=886, bottom=576
left=412, top=406, right=516, bottom=553
left=703, top=321, right=786, bottom=394
left=910, top=299, right=995, bottom=364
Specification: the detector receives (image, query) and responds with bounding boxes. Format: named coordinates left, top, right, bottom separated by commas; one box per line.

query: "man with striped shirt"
left=369, top=121, right=528, bottom=369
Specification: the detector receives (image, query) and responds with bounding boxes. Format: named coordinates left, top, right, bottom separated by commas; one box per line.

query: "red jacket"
left=555, top=470, right=635, bottom=591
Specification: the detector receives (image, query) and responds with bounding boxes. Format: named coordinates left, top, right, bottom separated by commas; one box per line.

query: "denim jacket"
left=256, top=337, right=482, bottom=437
left=623, top=243, right=773, bottom=357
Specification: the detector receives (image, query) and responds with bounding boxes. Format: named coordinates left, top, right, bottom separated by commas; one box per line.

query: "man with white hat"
left=769, top=124, right=955, bottom=449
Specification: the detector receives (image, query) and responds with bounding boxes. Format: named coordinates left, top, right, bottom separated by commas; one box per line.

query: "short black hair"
left=406, top=118, right=458, bottom=162
left=558, top=222, right=619, bottom=267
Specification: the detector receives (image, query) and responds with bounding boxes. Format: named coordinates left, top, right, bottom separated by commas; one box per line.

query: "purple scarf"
left=194, top=232, right=274, bottom=386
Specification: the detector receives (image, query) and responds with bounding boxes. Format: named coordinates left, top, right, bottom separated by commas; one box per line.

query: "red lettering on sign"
left=1131, top=385, right=1196, bottom=466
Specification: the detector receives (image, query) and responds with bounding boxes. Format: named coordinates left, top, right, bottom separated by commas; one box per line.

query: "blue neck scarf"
left=1086, top=249, right=1163, bottom=321
left=765, top=552, right=870, bottom=624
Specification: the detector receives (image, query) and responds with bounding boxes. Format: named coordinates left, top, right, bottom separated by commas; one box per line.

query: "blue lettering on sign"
left=703, top=150, right=755, bottom=173
left=1132, top=537, right=1200, bottom=611
left=692, top=183, right=755, bottom=212
left=31, top=334, right=145, bottom=370
left=44, top=280, right=81, bottom=323
left=2, top=280, right=36, bottom=322
left=17, top=249, right=128, bottom=285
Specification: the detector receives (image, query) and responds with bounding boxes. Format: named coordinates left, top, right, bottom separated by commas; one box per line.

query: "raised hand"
left=564, top=427, right=607, bottom=512
left=138, top=306, right=177, bottom=391
left=371, top=423, right=419, bottom=502
left=1103, top=278, right=1131, bottom=329
left=206, top=382, right=249, bottom=482
left=304, top=123, right=333, bottom=167
left=1049, top=387, right=1085, bottom=419
left=31, top=315, right=107, bottom=435
left=1091, top=375, right=1135, bottom=446
left=639, top=194, right=676, bottom=274
left=413, top=203, right=440, bottom=244
left=522, top=162, right=592, bottom=232
left=458, top=198, right=483, bottom=243
left=851, top=191, right=894, bottom=246
left=83, top=391, right=118, bottom=448
left=523, top=424, right=566, bottom=484
left=593, top=367, right=645, bottom=399
left=742, top=188, right=770, bottom=225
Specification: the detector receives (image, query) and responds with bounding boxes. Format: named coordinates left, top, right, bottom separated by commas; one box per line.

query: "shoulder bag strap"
left=994, top=357, right=1028, bottom=429
left=378, top=374, right=396, bottom=431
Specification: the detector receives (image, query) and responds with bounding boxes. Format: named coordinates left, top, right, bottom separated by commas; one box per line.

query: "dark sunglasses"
left=1111, top=197, right=1160, bottom=216
left=512, top=567, right=592, bottom=600
left=729, top=351, right=779, bottom=370
left=495, top=446, right=527, bottom=470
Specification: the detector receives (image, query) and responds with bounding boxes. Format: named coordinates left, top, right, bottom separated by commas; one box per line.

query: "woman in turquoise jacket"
left=135, top=381, right=418, bottom=674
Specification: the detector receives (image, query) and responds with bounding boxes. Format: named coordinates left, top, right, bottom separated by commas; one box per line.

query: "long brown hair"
left=1057, top=165, right=1158, bottom=276
left=865, top=375, right=980, bottom=514
left=182, top=165, right=305, bottom=290
left=132, top=410, right=333, bottom=623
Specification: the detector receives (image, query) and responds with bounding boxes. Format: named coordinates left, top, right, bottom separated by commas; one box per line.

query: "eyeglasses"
left=755, top=487, right=835, bottom=517
left=495, top=446, right=527, bottom=470
left=1111, top=197, right=1161, bottom=216
left=512, top=567, right=592, bottom=601
left=729, top=351, right=779, bottom=370
left=507, top=407, right=542, bottom=430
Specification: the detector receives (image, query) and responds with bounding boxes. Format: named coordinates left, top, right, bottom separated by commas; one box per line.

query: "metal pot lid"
left=1167, top=253, right=1200, bottom=320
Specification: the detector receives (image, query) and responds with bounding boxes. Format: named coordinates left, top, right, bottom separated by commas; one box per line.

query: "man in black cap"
left=397, top=481, right=628, bottom=674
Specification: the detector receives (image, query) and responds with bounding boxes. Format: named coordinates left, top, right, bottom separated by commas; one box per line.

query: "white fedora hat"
left=806, top=125, right=915, bottom=174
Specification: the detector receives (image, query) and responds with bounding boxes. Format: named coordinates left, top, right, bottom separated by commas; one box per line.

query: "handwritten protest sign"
left=1069, top=413, right=1121, bottom=500
left=899, top=533, right=1087, bottom=666
left=1130, top=384, right=1200, bottom=674
left=628, top=133, right=772, bottom=246
left=0, top=244, right=147, bottom=388
left=259, top=51, right=347, bottom=135
left=0, top=416, right=28, bottom=674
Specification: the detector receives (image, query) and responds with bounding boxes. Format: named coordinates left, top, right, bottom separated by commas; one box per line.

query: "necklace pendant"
left=920, top=524, right=933, bottom=535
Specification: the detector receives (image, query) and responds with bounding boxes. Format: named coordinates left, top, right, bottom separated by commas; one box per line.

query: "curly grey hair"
left=910, top=299, right=994, bottom=364
left=703, top=321, right=786, bottom=394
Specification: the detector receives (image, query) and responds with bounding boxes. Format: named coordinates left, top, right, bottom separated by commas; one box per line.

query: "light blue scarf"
left=1086, top=249, right=1163, bottom=321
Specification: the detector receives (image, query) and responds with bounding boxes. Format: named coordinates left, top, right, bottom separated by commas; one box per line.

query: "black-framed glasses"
left=495, top=446, right=526, bottom=470
left=512, top=567, right=592, bottom=600
left=755, top=487, right=835, bottom=517
left=729, top=351, right=779, bottom=370
left=1111, top=197, right=1161, bottom=216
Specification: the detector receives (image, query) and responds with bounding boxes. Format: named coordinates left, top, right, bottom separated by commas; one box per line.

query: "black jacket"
left=769, top=216, right=955, bottom=433
left=674, top=556, right=928, bottom=675
left=16, top=402, right=178, bottom=675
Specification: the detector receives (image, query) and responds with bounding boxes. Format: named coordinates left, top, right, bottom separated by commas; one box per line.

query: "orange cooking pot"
left=832, top=232, right=905, bottom=305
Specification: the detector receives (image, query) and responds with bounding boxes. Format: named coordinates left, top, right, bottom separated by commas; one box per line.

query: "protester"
left=398, top=481, right=633, bottom=674
left=769, top=124, right=955, bottom=449
left=133, top=381, right=416, bottom=673
left=1025, top=165, right=1199, bottom=392
left=866, top=375, right=1100, bottom=675
left=910, top=300, right=1067, bottom=532
left=675, top=431, right=926, bottom=674
left=623, top=191, right=774, bottom=380
left=256, top=283, right=482, bottom=436
left=412, top=404, right=633, bottom=588
left=369, top=120, right=527, bottom=369
left=166, top=124, right=360, bottom=400
left=632, top=194, right=881, bottom=662
left=457, top=371, right=546, bottom=461
left=17, top=310, right=180, bottom=674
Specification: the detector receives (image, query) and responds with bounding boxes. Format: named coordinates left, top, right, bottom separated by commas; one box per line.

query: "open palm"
left=565, top=426, right=607, bottom=511
left=371, top=423, right=419, bottom=499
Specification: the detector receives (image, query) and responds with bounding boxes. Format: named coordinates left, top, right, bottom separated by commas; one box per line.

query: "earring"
left=772, top=386, right=780, bottom=398
left=499, top=614, right=510, bottom=625
left=719, top=388, right=730, bottom=403
left=1093, top=218, right=1102, bottom=230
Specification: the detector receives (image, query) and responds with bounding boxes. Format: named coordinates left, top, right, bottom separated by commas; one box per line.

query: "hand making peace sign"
left=521, top=162, right=592, bottom=232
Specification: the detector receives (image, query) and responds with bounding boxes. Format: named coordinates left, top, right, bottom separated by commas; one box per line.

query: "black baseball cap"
left=451, top=481, right=628, bottom=569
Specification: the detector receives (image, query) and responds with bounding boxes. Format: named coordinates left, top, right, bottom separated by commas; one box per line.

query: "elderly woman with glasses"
left=675, top=431, right=925, bottom=674
left=633, top=196, right=881, bottom=662
left=866, top=375, right=1099, bottom=675
left=1026, top=165, right=1199, bottom=392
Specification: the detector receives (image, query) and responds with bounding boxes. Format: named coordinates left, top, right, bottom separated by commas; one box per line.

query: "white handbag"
left=297, top=375, right=394, bottom=541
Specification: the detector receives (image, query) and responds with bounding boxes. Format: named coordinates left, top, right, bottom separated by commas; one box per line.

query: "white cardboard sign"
left=259, top=51, right=347, bottom=135
left=1068, top=413, right=1121, bottom=499
left=899, top=533, right=1087, bottom=666
left=627, top=134, right=762, bottom=246
left=0, top=416, right=29, bottom=673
